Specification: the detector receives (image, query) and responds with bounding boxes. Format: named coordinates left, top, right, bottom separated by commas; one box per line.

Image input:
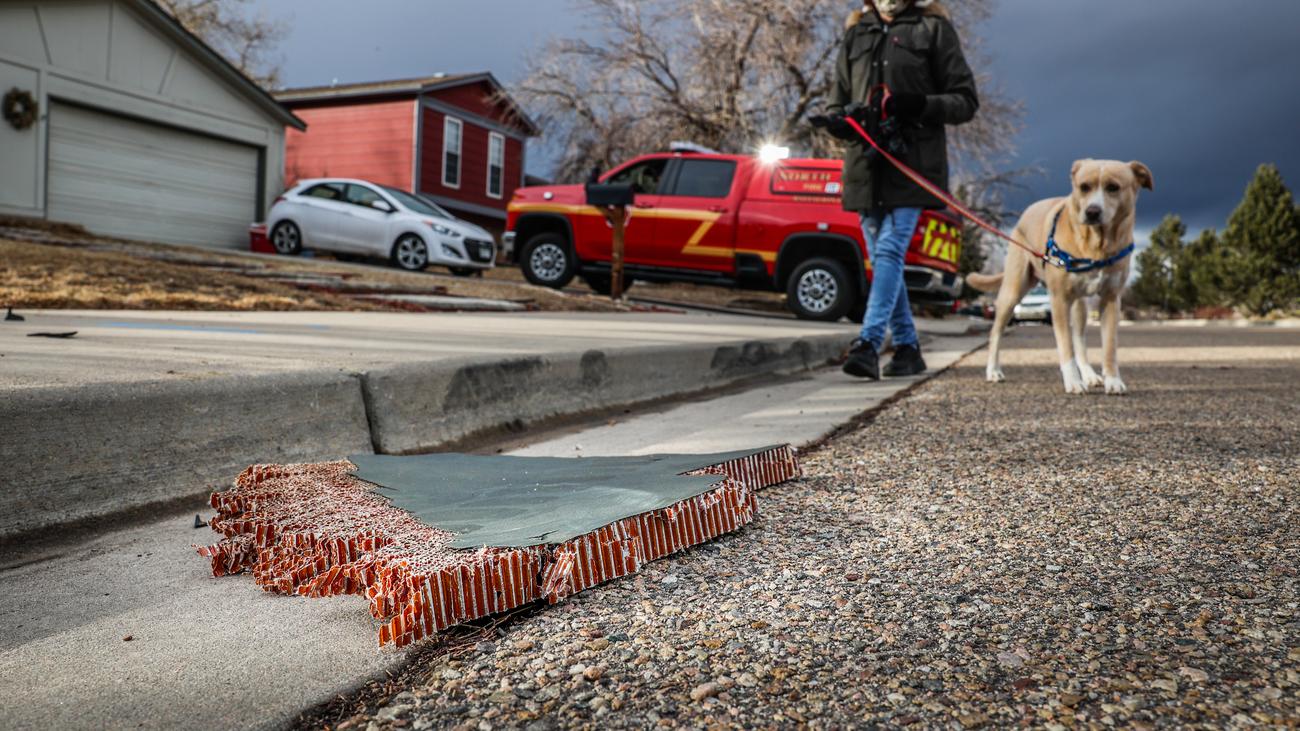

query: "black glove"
left=885, top=92, right=927, bottom=120
left=808, top=112, right=858, bottom=142
left=843, top=102, right=873, bottom=125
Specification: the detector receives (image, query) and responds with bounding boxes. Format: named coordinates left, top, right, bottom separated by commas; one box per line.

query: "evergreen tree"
left=1216, top=165, right=1300, bottom=315
left=1129, top=215, right=1187, bottom=312
left=1185, top=229, right=1227, bottom=307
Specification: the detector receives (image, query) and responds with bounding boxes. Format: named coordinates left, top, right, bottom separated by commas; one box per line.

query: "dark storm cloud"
left=251, top=0, right=566, bottom=85
left=257, top=0, right=1299, bottom=233
left=982, top=0, right=1300, bottom=233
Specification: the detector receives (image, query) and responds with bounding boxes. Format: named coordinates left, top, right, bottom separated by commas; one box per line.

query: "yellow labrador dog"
left=968, top=159, right=1154, bottom=395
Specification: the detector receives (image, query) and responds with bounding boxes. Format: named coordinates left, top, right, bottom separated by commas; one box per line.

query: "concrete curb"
left=1, top=331, right=853, bottom=540
left=0, top=372, right=373, bottom=539
left=362, top=335, right=847, bottom=455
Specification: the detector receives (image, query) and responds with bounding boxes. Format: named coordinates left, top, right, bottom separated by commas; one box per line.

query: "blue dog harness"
left=1043, top=211, right=1136, bottom=273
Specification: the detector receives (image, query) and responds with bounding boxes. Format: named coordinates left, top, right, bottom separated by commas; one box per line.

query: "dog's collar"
left=1044, top=210, right=1136, bottom=273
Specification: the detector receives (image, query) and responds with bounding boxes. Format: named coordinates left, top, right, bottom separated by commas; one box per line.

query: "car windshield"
left=382, top=186, right=451, bottom=218
left=1028, top=285, right=1049, bottom=297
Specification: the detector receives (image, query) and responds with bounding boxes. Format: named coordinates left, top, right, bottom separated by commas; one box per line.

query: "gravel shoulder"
left=336, top=325, right=1298, bottom=730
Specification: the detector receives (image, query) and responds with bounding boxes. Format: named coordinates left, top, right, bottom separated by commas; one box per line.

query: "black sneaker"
left=842, top=339, right=880, bottom=380
left=883, top=343, right=927, bottom=377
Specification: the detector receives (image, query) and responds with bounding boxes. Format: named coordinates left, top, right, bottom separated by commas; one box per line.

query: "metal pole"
left=606, top=205, right=627, bottom=301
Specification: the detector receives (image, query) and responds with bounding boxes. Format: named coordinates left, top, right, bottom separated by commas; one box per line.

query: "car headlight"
left=426, top=221, right=463, bottom=238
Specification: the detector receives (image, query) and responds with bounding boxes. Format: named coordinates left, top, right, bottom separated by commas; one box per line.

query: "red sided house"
left=275, top=73, right=539, bottom=238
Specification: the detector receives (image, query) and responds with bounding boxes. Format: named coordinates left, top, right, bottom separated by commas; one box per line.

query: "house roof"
left=134, top=0, right=305, bottom=130
left=275, top=72, right=540, bottom=136
left=274, top=73, right=479, bottom=101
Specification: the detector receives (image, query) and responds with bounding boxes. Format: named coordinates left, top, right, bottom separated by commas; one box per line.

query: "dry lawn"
left=0, top=218, right=623, bottom=313
left=0, top=239, right=388, bottom=311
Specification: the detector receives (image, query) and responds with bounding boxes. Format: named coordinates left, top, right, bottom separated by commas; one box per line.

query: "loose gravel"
left=345, top=326, right=1298, bottom=730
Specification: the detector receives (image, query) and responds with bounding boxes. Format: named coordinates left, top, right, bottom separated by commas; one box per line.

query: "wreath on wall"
left=3, top=88, right=39, bottom=131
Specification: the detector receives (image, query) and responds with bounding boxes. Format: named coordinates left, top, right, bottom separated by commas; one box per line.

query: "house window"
left=442, top=117, right=462, bottom=189
left=487, top=133, right=505, bottom=199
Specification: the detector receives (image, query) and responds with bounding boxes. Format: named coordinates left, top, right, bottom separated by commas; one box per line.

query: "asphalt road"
left=0, top=327, right=980, bottom=731
left=0, top=309, right=852, bottom=389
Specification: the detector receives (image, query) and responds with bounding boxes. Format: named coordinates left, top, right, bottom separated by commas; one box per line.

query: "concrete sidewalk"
left=1, top=309, right=866, bottom=538
left=514, top=335, right=984, bottom=457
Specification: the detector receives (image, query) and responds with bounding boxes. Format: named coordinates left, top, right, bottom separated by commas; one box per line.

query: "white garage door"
left=47, top=102, right=260, bottom=249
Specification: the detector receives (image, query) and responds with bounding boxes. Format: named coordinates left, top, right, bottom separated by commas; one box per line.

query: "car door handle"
left=707, top=205, right=728, bottom=213
left=633, top=203, right=655, bottom=209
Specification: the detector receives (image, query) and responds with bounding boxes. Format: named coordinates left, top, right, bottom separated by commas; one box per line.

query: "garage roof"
left=136, top=0, right=305, bottom=130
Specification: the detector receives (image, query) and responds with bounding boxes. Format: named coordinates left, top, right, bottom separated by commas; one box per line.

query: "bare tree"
left=519, top=1, right=1018, bottom=177
left=155, top=0, right=286, bottom=89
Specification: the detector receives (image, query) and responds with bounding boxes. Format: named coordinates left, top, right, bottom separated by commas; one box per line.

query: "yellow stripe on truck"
left=510, top=202, right=774, bottom=263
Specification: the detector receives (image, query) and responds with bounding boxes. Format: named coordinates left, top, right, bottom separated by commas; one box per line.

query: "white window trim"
left=486, top=132, right=505, bottom=199
left=442, top=116, right=463, bottom=190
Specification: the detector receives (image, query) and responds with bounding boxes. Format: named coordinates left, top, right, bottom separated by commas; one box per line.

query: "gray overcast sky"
left=252, top=0, right=1300, bottom=236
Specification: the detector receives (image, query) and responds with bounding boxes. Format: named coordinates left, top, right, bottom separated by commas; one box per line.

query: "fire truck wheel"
left=520, top=233, right=577, bottom=289
left=786, top=257, right=854, bottom=321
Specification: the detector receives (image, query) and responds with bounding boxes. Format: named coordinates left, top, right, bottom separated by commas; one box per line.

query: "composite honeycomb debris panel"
left=350, top=448, right=787, bottom=548
left=199, top=446, right=800, bottom=647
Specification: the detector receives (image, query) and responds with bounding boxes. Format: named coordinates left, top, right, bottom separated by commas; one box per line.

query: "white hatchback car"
left=266, top=178, right=496, bottom=273
left=1013, top=284, right=1053, bottom=323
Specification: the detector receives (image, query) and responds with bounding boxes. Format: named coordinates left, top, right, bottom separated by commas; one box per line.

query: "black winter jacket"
left=827, top=7, right=979, bottom=212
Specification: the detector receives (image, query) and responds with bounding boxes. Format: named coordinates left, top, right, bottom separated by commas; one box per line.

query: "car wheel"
left=270, top=221, right=302, bottom=255
left=786, top=257, right=854, bottom=321
left=581, top=272, right=633, bottom=297
left=520, top=233, right=576, bottom=288
left=391, top=233, right=429, bottom=271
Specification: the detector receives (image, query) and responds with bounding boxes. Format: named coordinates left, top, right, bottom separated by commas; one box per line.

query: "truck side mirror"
left=584, top=183, right=635, bottom=207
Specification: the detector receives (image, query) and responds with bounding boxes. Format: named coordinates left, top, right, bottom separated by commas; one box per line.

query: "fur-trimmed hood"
left=847, top=1, right=948, bottom=29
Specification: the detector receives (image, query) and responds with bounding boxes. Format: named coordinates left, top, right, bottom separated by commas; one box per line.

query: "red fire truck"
left=503, top=150, right=963, bottom=321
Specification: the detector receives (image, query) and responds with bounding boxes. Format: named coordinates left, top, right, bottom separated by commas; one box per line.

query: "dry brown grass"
left=0, top=217, right=624, bottom=313
left=0, top=215, right=798, bottom=315
left=0, top=239, right=387, bottom=311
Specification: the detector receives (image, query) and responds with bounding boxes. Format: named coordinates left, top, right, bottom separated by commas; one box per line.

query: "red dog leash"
left=841, top=114, right=1046, bottom=261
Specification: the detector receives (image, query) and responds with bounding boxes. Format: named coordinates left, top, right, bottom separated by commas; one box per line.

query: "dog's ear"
left=1129, top=161, right=1154, bottom=191
left=1071, top=159, right=1087, bottom=182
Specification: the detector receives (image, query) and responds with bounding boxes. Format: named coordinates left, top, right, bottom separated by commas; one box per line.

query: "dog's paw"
left=986, top=366, right=1006, bottom=383
left=1077, top=361, right=1105, bottom=388
left=1060, top=362, right=1088, bottom=395
left=1104, top=375, right=1127, bottom=395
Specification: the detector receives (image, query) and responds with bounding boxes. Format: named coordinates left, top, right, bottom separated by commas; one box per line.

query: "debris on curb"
left=197, top=446, right=801, bottom=647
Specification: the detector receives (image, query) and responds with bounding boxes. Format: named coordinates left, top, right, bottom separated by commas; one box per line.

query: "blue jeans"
left=858, top=208, right=921, bottom=350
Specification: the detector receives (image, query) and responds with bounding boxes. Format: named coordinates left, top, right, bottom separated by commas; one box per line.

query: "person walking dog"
left=823, top=0, right=979, bottom=379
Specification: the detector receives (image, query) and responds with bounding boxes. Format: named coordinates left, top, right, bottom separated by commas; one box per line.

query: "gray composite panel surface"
left=349, top=448, right=775, bottom=549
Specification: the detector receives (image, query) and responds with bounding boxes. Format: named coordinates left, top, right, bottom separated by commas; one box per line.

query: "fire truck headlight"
left=759, top=145, right=791, bottom=164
